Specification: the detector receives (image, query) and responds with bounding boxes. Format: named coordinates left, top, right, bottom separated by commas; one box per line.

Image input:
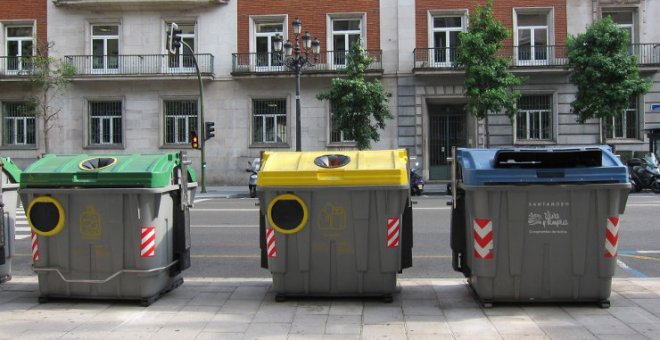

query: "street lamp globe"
left=292, top=17, right=302, bottom=34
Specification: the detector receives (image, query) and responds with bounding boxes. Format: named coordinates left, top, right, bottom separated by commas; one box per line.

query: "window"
left=606, top=96, right=639, bottom=139
left=164, top=100, right=198, bottom=145
left=89, top=101, right=122, bottom=145
left=431, top=16, right=463, bottom=65
left=3, top=102, right=36, bottom=146
left=516, top=13, right=548, bottom=64
left=329, top=102, right=353, bottom=143
left=167, top=23, right=195, bottom=69
left=603, top=11, right=634, bottom=44
left=91, top=25, right=119, bottom=71
left=332, top=18, right=362, bottom=66
left=255, top=22, right=283, bottom=69
left=252, top=99, right=287, bottom=144
left=516, top=95, right=552, bottom=141
left=6, top=26, right=34, bottom=72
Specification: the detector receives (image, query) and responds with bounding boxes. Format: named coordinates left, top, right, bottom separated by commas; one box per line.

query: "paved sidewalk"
left=1, top=276, right=659, bottom=339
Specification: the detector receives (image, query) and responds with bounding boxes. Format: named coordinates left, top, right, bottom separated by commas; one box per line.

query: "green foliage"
left=567, top=16, right=651, bottom=123
left=454, top=0, right=523, bottom=122
left=316, top=41, right=393, bottom=150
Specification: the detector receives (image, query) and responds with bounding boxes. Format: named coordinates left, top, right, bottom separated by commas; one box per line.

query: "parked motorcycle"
left=246, top=158, right=261, bottom=198
left=627, top=153, right=660, bottom=193
left=410, top=164, right=425, bottom=196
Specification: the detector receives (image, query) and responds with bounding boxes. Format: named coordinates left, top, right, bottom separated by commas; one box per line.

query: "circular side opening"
left=79, top=157, right=117, bottom=171
left=28, top=196, right=65, bottom=236
left=314, top=154, right=351, bottom=169
left=267, top=194, right=308, bottom=235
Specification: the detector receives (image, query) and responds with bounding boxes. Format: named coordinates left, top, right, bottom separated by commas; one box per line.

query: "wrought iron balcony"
left=413, top=44, right=660, bottom=71
left=52, top=0, right=228, bottom=9
left=0, top=56, right=36, bottom=78
left=231, top=50, right=383, bottom=75
left=64, top=54, right=214, bottom=78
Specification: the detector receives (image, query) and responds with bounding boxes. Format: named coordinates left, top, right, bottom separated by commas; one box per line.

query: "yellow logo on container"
left=80, top=205, right=102, bottom=240
left=318, top=203, right=347, bottom=231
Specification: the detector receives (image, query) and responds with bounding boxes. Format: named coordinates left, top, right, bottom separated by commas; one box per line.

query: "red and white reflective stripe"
left=31, top=231, right=40, bottom=262
left=605, top=217, right=620, bottom=258
left=140, top=227, right=156, bottom=257
left=266, top=228, right=277, bottom=257
left=473, top=218, right=493, bottom=259
left=387, top=217, right=400, bottom=248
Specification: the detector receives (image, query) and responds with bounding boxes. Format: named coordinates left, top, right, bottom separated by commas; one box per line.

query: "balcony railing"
left=414, top=44, right=660, bottom=70
left=64, top=54, right=214, bottom=77
left=0, top=56, right=36, bottom=78
left=232, top=50, right=382, bottom=74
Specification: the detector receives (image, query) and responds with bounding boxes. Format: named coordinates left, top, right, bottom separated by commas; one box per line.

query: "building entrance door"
left=429, top=104, right=467, bottom=180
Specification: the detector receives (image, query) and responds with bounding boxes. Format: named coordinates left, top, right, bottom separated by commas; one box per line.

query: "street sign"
left=651, top=103, right=660, bottom=112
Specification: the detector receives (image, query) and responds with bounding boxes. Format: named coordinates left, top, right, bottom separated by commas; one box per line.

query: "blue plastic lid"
left=458, top=146, right=628, bottom=185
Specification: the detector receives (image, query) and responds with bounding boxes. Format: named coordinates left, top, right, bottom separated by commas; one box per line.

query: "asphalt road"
left=8, top=193, right=660, bottom=279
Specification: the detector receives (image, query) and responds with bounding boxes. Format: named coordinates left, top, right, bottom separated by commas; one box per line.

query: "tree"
left=26, top=42, right=75, bottom=154
left=316, top=41, right=393, bottom=150
left=454, top=0, right=523, bottom=147
left=567, top=16, right=651, bottom=134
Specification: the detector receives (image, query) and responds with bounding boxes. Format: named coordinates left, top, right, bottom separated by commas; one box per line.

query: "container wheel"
left=598, top=300, right=611, bottom=309
left=383, top=294, right=393, bottom=303
left=652, top=182, right=660, bottom=194
left=38, top=296, right=50, bottom=304
left=275, top=294, right=286, bottom=302
left=481, top=301, right=493, bottom=308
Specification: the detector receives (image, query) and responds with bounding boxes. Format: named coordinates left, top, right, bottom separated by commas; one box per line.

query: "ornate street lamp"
left=272, top=18, right=321, bottom=152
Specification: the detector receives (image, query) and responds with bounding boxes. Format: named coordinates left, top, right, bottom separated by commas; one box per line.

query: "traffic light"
left=168, top=23, right=183, bottom=54
left=205, top=121, right=215, bottom=141
left=190, top=131, right=199, bottom=149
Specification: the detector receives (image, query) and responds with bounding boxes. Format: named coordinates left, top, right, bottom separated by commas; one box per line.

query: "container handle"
left=32, top=260, right=178, bottom=284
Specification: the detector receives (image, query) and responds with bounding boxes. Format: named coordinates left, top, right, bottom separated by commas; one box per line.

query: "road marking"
left=194, top=199, right=212, bottom=204
left=619, top=254, right=660, bottom=262
left=619, top=250, right=660, bottom=255
left=191, top=208, right=260, bottom=212
left=626, top=203, right=660, bottom=207
left=616, top=259, right=648, bottom=278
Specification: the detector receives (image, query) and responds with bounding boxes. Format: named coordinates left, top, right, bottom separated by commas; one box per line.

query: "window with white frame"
left=3, top=101, right=36, bottom=146
left=254, top=21, right=283, bottom=69
left=516, top=95, right=552, bottom=141
left=331, top=18, right=362, bottom=66
left=89, top=101, right=122, bottom=145
left=167, top=23, right=195, bottom=69
left=164, top=100, right=198, bottom=145
left=329, top=102, right=354, bottom=143
left=91, top=25, right=119, bottom=71
left=431, top=16, right=463, bottom=65
left=603, top=11, right=634, bottom=44
left=606, top=96, right=639, bottom=139
left=516, top=13, right=549, bottom=64
left=252, top=99, right=287, bottom=144
left=6, top=26, right=34, bottom=72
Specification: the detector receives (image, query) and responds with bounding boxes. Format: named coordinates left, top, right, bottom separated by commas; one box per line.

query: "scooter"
left=627, top=154, right=660, bottom=193
left=410, top=166, right=424, bottom=196
left=245, top=158, right=261, bottom=198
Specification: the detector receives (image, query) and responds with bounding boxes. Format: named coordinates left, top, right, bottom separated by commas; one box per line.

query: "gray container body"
left=260, top=186, right=409, bottom=297
left=19, top=185, right=195, bottom=302
left=0, top=172, right=19, bottom=283
left=459, top=183, right=629, bottom=303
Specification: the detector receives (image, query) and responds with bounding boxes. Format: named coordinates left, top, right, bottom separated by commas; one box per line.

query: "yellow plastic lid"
left=257, top=149, right=409, bottom=187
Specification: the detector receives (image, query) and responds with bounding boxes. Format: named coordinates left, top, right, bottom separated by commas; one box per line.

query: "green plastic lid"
left=1, top=157, right=22, bottom=183
left=21, top=153, right=194, bottom=188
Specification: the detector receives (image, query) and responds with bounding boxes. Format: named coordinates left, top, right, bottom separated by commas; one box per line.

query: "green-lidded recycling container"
left=0, top=157, right=21, bottom=283
left=20, top=153, right=196, bottom=305
left=257, top=149, right=412, bottom=302
left=450, top=146, right=630, bottom=308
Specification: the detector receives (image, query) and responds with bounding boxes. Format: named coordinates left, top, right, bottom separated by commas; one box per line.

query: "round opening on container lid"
left=314, top=154, right=350, bottom=169
left=28, top=196, right=65, bottom=237
left=79, top=157, right=117, bottom=171
left=267, top=193, right=308, bottom=235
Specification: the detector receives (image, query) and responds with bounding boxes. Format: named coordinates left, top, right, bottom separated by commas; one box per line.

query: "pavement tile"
left=325, top=315, right=362, bottom=335
left=524, top=306, right=580, bottom=327
left=219, top=298, right=262, bottom=314
left=253, top=301, right=297, bottom=323
left=408, top=335, right=455, bottom=340
left=361, top=324, right=407, bottom=339
left=289, top=313, right=328, bottom=335
left=203, top=313, right=253, bottom=333
left=322, top=335, right=361, bottom=340
left=488, top=314, right=546, bottom=337
left=400, top=281, right=438, bottom=300
left=625, top=321, right=660, bottom=339
left=229, top=285, right=268, bottom=300
left=296, top=301, right=332, bottom=315
left=151, top=325, right=203, bottom=339
left=404, top=315, right=451, bottom=335
left=608, top=291, right=639, bottom=307
left=537, top=325, right=597, bottom=340
left=91, top=331, right=152, bottom=339
left=186, top=291, right=232, bottom=307
left=608, top=306, right=660, bottom=324
left=363, top=305, right=404, bottom=325
left=243, top=322, right=290, bottom=340
left=195, top=332, right=243, bottom=340
left=329, top=300, right=363, bottom=315
left=444, top=307, right=501, bottom=339
left=573, top=314, right=638, bottom=336
left=17, top=330, right=71, bottom=339
left=630, top=298, right=660, bottom=317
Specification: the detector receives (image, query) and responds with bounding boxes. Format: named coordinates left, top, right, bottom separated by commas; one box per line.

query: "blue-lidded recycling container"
left=450, top=146, right=630, bottom=308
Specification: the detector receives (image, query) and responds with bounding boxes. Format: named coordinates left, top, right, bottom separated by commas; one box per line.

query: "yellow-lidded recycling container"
left=258, top=149, right=412, bottom=301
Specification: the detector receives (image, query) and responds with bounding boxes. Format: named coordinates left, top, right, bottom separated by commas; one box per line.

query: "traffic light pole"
left=181, top=40, right=207, bottom=193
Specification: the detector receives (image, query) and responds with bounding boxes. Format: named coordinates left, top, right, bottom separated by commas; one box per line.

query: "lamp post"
left=272, top=18, right=320, bottom=152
